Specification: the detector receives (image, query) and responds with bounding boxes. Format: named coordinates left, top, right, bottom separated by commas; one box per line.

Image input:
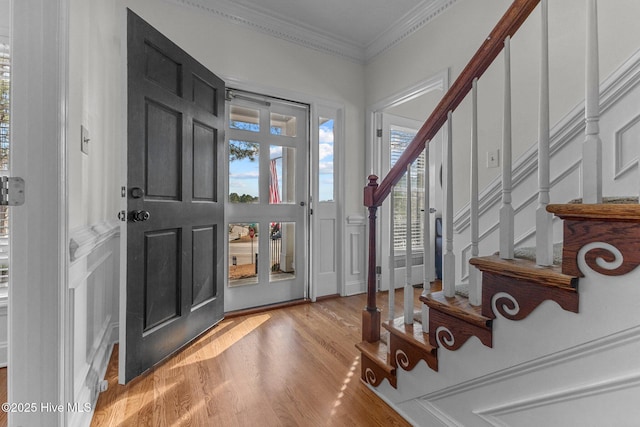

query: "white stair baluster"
left=500, top=36, right=515, bottom=259
left=443, top=111, right=455, bottom=298
left=583, top=0, right=602, bottom=204
left=536, top=0, right=553, bottom=266
left=469, top=78, right=481, bottom=306
left=389, top=186, right=395, bottom=323
left=422, top=145, right=431, bottom=331
left=404, top=164, right=413, bottom=324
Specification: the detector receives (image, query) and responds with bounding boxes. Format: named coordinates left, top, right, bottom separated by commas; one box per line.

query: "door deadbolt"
left=131, top=187, right=145, bottom=199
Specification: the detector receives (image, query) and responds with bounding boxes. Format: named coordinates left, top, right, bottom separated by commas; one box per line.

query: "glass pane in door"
left=269, top=221, right=295, bottom=282
left=228, top=222, right=259, bottom=287
left=270, top=112, right=297, bottom=137
left=230, top=105, right=260, bottom=132
left=229, top=140, right=259, bottom=203
left=269, top=145, right=296, bottom=204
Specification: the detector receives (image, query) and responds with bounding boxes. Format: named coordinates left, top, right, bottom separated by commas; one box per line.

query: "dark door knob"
left=131, top=210, right=150, bottom=222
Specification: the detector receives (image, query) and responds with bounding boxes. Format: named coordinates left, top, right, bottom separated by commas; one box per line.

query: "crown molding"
left=167, top=0, right=456, bottom=64
left=366, top=0, right=457, bottom=61
left=168, top=0, right=365, bottom=62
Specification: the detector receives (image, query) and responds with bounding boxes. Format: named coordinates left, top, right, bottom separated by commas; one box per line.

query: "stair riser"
left=481, top=271, right=579, bottom=320
left=561, top=219, right=640, bottom=277
left=429, top=309, right=492, bottom=351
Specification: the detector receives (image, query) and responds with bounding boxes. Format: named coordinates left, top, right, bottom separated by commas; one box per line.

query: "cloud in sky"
left=319, top=143, right=333, bottom=161
left=230, top=171, right=259, bottom=180
left=319, top=127, right=334, bottom=144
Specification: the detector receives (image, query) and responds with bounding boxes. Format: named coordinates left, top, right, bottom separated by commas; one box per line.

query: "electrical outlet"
left=487, top=149, right=499, bottom=168
left=99, top=379, right=109, bottom=393
left=81, top=125, right=90, bottom=155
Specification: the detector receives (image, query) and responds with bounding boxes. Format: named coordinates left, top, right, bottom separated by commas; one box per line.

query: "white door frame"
left=10, top=0, right=69, bottom=425
left=366, top=69, right=449, bottom=291
left=221, top=76, right=346, bottom=302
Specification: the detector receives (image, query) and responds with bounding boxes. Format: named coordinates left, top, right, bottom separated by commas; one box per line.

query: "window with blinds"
left=390, top=125, right=425, bottom=252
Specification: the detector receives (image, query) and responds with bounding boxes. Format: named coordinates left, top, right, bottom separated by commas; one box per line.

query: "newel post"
left=363, top=175, right=381, bottom=342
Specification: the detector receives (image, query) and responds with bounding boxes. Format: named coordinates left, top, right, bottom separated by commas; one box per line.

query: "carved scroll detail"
left=577, top=242, right=629, bottom=276
left=435, top=326, right=455, bottom=349
left=491, top=291, right=521, bottom=320
left=395, top=349, right=410, bottom=370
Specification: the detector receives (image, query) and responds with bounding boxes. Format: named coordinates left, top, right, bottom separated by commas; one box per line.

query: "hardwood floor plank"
left=89, top=290, right=420, bottom=426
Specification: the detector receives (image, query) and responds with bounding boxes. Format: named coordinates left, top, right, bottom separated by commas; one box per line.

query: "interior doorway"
left=225, top=90, right=310, bottom=311
left=369, top=70, right=449, bottom=292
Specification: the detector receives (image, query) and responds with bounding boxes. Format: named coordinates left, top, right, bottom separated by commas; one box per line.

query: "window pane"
left=270, top=112, right=296, bottom=137
left=0, top=42, right=10, bottom=287
left=269, top=146, right=296, bottom=204
left=230, top=105, right=259, bottom=132
left=229, top=140, right=259, bottom=203
left=318, top=118, right=334, bottom=202
left=269, top=221, right=295, bottom=282
left=0, top=42, right=9, bottom=171
left=228, top=223, right=259, bottom=286
left=390, top=125, right=424, bottom=251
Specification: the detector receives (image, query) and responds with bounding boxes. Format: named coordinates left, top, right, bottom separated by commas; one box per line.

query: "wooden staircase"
left=357, top=202, right=640, bottom=390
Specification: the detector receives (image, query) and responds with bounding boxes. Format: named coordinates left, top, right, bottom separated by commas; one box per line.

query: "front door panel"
left=123, top=10, right=225, bottom=383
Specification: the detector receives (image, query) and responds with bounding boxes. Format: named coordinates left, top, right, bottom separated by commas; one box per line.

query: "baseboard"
left=344, top=280, right=366, bottom=296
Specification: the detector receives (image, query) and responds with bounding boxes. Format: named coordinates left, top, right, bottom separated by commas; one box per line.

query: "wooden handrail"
left=365, top=0, right=540, bottom=208
left=361, top=0, right=541, bottom=344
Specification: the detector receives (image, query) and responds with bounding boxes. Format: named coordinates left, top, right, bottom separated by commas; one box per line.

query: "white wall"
left=69, top=0, right=123, bottom=230
left=123, top=0, right=367, bottom=219
left=68, top=0, right=122, bottom=423
left=366, top=0, right=640, bottom=212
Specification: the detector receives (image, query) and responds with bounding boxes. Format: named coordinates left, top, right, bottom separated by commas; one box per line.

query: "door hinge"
left=0, top=177, right=25, bottom=206
left=376, top=129, right=383, bottom=138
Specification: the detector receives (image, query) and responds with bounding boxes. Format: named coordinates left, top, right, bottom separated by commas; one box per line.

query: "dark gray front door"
left=123, top=10, right=225, bottom=383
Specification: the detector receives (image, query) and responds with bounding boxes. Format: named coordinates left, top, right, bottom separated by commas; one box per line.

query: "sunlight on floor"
left=330, top=355, right=360, bottom=417
left=181, top=314, right=272, bottom=365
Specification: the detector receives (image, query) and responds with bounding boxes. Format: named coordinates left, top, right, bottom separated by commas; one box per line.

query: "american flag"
left=269, top=159, right=281, bottom=204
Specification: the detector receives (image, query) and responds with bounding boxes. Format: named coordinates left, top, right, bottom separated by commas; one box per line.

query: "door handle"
left=300, top=201, right=305, bottom=207
left=130, top=210, right=150, bottom=222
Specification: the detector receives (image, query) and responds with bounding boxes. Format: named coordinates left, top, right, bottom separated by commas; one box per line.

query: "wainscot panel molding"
left=68, top=222, right=119, bottom=427
left=345, top=215, right=366, bottom=295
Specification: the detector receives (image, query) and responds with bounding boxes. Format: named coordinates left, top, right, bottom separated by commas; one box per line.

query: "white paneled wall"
left=453, top=49, right=640, bottom=281
left=68, top=222, right=119, bottom=427
left=345, top=215, right=367, bottom=296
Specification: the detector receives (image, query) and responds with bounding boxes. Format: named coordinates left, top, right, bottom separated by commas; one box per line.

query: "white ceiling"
left=173, top=0, right=457, bottom=62
left=229, top=0, right=427, bottom=47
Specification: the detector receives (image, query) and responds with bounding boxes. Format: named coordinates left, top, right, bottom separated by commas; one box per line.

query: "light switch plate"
left=487, top=149, right=499, bottom=168
left=81, top=125, right=89, bottom=155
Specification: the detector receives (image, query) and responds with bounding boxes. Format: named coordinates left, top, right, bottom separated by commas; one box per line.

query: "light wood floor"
left=90, top=289, right=424, bottom=427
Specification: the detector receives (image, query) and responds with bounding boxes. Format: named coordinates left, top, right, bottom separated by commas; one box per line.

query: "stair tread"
left=420, top=291, right=491, bottom=329
left=356, top=340, right=394, bottom=375
left=548, top=202, right=640, bottom=221
left=383, top=317, right=436, bottom=355
left=470, top=255, right=577, bottom=290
